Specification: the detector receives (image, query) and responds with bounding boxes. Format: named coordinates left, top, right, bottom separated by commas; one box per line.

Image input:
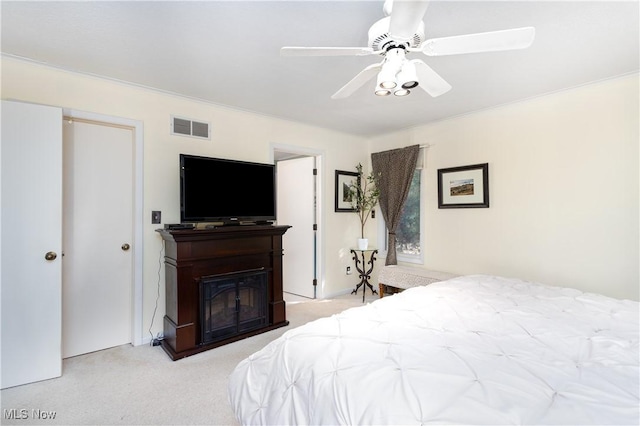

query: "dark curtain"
left=371, top=145, right=420, bottom=265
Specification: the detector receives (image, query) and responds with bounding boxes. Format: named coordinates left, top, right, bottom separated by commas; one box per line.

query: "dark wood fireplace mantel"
left=157, top=225, right=291, bottom=360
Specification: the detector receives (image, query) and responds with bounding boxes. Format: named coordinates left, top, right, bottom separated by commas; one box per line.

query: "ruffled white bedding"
left=228, top=275, right=639, bottom=425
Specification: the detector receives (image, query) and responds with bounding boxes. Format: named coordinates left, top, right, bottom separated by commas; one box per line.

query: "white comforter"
left=228, top=275, right=639, bottom=425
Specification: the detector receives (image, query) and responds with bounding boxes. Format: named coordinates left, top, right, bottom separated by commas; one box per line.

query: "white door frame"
left=270, top=143, right=325, bottom=299
left=63, top=108, right=144, bottom=346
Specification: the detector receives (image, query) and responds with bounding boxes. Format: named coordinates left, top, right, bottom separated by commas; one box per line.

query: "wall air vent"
left=171, top=115, right=211, bottom=140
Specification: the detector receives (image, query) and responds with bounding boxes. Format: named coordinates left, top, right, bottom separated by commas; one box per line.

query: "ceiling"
left=1, top=1, right=638, bottom=137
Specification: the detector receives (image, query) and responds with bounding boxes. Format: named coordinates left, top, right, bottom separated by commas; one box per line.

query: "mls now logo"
left=4, top=408, right=57, bottom=420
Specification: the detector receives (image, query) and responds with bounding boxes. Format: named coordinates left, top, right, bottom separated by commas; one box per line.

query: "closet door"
left=62, top=119, right=134, bottom=358
left=1, top=100, right=63, bottom=388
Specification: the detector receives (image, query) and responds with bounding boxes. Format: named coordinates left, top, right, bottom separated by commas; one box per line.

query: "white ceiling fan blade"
left=412, top=60, right=451, bottom=97
left=388, top=0, right=430, bottom=42
left=422, top=27, right=535, bottom=56
left=331, top=63, right=382, bottom=100
left=281, top=47, right=375, bottom=57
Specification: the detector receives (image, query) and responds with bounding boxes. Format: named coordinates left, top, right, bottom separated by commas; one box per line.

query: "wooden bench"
left=378, top=266, right=458, bottom=298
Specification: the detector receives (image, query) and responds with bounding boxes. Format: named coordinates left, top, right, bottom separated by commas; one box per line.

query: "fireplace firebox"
left=200, top=270, right=267, bottom=344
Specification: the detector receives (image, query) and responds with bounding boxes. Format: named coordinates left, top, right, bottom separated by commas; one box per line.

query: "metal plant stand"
left=350, top=248, right=378, bottom=302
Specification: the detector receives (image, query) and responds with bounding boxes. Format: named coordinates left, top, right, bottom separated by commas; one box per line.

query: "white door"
left=277, top=157, right=316, bottom=298
left=1, top=100, right=63, bottom=389
left=62, top=119, right=133, bottom=358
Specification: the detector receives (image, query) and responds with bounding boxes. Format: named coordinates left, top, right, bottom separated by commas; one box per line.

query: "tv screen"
left=180, top=154, right=276, bottom=224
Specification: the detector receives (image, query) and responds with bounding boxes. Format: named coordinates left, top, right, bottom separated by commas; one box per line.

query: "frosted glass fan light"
left=398, top=60, right=418, bottom=89
left=377, top=63, right=397, bottom=89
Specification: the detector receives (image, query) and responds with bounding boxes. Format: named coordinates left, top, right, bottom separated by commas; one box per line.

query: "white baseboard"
left=322, top=287, right=355, bottom=299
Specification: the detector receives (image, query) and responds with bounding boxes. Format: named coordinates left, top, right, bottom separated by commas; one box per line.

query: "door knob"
left=44, top=251, right=57, bottom=261
left=121, top=243, right=131, bottom=251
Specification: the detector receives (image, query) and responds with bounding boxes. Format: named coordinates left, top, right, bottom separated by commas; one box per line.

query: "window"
left=378, top=167, right=423, bottom=264
left=396, top=169, right=421, bottom=258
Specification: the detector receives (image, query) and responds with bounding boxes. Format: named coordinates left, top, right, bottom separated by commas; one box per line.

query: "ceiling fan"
left=281, top=0, right=535, bottom=99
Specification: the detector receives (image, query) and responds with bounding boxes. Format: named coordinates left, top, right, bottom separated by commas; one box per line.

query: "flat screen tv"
left=180, top=154, right=276, bottom=224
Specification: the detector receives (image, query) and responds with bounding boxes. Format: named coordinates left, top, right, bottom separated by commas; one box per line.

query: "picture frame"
left=335, top=169, right=359, bottom=212
left=437, top=163, right=489, bottom=208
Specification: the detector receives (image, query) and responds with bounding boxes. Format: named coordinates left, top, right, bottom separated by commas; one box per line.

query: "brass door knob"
left=121, top=243, right=131, bottom=251
left=44, top=251, right=57, bottom=261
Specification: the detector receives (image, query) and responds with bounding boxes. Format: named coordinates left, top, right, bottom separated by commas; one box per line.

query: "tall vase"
left=357, top=238, right=369, bottom=250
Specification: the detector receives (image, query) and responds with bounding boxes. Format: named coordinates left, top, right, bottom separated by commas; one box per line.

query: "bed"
left=228, top=275, right=639, bottom=425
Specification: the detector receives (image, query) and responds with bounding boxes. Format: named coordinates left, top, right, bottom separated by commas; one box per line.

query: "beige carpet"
left=1, top=291, right=379, bottom=425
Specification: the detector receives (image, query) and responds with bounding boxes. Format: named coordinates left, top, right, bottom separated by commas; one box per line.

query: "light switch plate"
left=151, top=210, right=161, bottom=224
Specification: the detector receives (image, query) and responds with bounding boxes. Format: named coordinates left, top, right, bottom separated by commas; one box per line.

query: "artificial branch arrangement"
left=348, top=163, right=380, bottom=239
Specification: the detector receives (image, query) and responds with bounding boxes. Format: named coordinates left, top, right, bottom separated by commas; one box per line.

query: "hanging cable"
left=148, top=239, right=164, bottom=346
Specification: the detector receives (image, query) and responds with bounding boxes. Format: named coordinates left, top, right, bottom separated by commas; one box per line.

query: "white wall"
left=1, top=57, right=370, bottom=340
left=3, top=56, right=636, bottom=346
left=369, top=74, right=639, bottom=301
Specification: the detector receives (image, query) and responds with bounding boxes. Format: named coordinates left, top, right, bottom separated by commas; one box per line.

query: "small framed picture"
left=438, top=163, right=489, bottom=208
left=335, top=170, right=359, bottom=212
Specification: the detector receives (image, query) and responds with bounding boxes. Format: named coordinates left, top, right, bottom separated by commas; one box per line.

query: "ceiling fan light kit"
left=375, top=52, right=416, bottom=97
left=375, top=47, right=421, bottom=96
left=281, top=0, right=536, bottom=100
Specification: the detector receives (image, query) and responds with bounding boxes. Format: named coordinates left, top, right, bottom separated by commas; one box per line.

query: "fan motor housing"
left=368, top=17, right=425, bottom=52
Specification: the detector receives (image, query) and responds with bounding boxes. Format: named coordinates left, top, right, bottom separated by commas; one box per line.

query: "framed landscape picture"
left=437, top=163, right=489, bottom=208
left=335, top=169, right=359, bottom=212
